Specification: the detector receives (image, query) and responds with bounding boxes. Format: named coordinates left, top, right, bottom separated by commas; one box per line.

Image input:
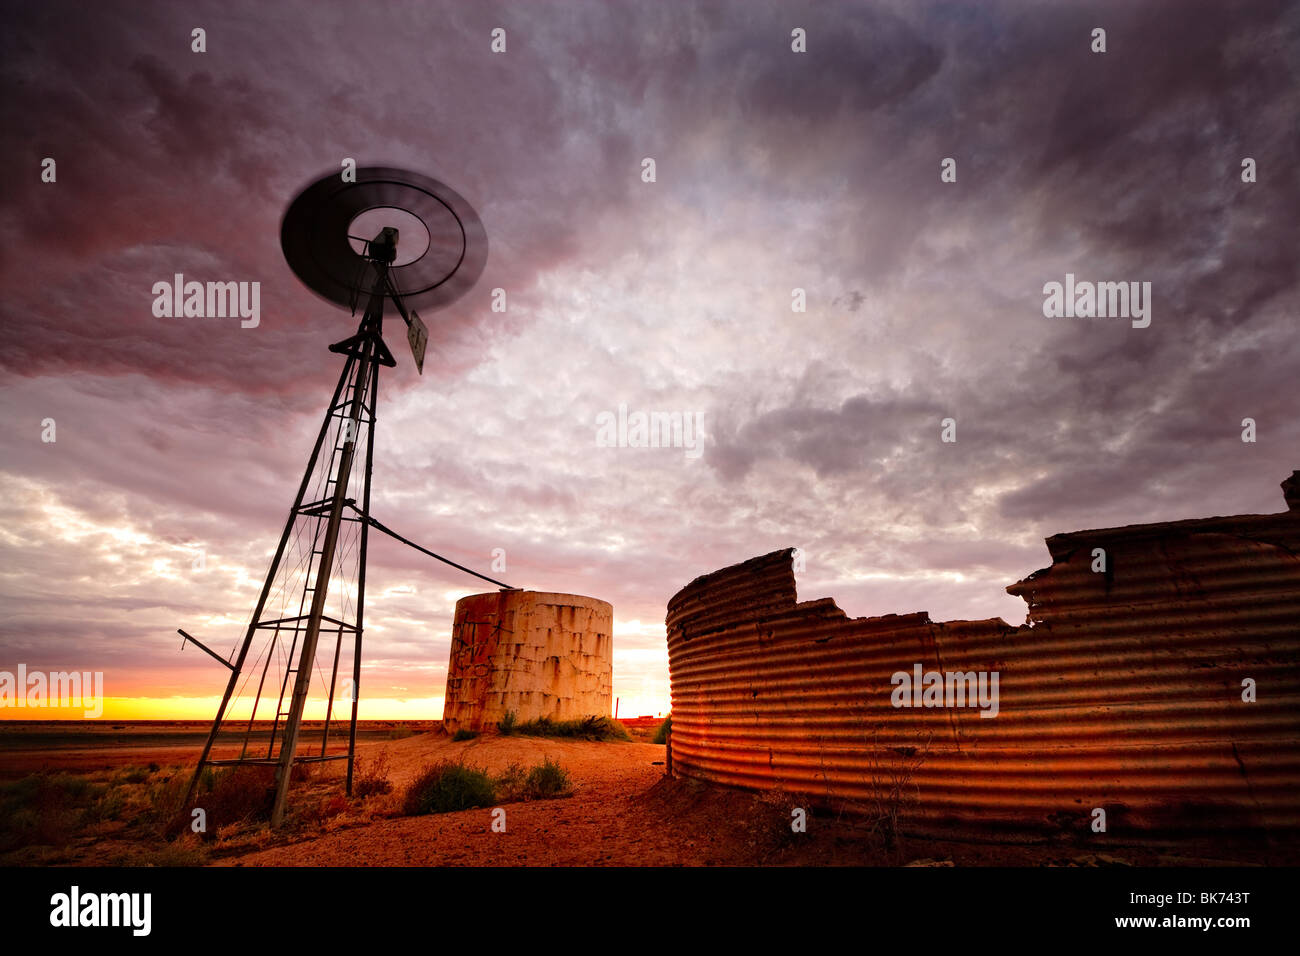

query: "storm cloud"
left=1, top=0, right=1296, bottom=716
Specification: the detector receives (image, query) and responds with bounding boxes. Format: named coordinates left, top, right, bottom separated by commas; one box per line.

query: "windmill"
left=179, top=167, right=488, bottom=825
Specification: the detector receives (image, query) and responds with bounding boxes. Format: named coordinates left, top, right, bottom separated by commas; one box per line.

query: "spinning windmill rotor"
left=180, top=167, right=487, bottom=825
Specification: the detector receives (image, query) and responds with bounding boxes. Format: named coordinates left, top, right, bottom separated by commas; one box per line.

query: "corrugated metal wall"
left=666, top=482, right=1300, bottom=840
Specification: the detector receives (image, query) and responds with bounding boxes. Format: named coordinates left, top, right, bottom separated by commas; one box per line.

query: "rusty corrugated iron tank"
left=665, top=472, right=1300, bottom=841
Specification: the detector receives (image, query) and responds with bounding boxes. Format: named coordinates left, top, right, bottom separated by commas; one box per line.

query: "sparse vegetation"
left=401, top=756, right=576, bottom=815
left=402, top=761, right=497, bottom=815
left=0, top=773, right=96, bottom=852
left=351, top=751, right=393, bottom=798
left=175, top=761, right=312, bottom=836
left=863, top=725, right=931, bottom=849
left=109, top=841, right=209, bottom=867
left=493, top=762, right=526, bottom=796
left=493, top=758, right=574, bottom=801
left=523, top=757, right=573, bottom=799
left=191, top=766, right=276, bottom=829
left=652, top=715, right=672, bottom=744
left=297, top=792, right=351, bottom=827
left=0, top=721, right=614, bottom=864
left=452, top=728, right=478, bottom=742
left=511, top=715, right=630, bottom=741
left=387, top=723, right=414, bottom=740
left=497, top=710, right=517, bottom=735
left=86, top=785, right=128, bottom=823
left=114, top=765, right=151, bottom=785
left=0, top=766, right=208, bottom=861
left=144, top=770, right=192, bottom=832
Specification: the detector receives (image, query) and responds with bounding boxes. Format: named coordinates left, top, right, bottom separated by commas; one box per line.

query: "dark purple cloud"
left=1, top=0, right=1296, bottom=714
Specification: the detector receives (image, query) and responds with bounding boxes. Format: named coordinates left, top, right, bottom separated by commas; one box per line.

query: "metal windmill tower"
left=180, top=167, right=488, bottom=826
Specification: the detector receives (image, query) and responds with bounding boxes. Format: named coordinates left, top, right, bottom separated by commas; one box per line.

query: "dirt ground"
left=215, top=731, right=1291, bottom=867
left=3, top=723, right=1293, bottom=867
left=222, top=732, right=684, bottom=866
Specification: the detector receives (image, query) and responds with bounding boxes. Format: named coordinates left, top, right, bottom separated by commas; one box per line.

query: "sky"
left=1, top=0, right=1297, bottom=721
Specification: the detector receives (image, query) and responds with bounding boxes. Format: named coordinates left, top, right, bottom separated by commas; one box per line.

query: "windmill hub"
left=368, top=226, right=400, bottom=264
left=348, top=207, right=430, bottom=266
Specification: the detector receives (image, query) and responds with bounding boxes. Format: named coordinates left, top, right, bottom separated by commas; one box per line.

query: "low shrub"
left=352, top=751, right=393, bottom=798
left=142, top=771, right=190, bottom=836
left=192, top=766, right=276, bottom=829
left=523, top=758, right=573, bottom=799
left=452, top=729, right=478, bottom=742
left=298, top=792, right=351, bottom=828
left=0, top=774, right=94, bottom=851
left=114, top=766, right=151, bottom=785
left=112, top=842, right=208, bottom=867
left=495, top=759, right=574, bottom=802
left=493, top=762, right=526, bottom=798
left=652, top=715, right=672, bottom=745
left=402, top=761, right=496, bottom=816
left=86, top=786, right=128, bottom=823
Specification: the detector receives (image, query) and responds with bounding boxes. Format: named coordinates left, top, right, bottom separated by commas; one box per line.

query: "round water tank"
left=442, top=590, right=613, bottom=733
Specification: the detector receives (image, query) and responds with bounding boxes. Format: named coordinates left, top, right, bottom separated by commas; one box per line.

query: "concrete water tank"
left=441, top=589, right=613, bottom=732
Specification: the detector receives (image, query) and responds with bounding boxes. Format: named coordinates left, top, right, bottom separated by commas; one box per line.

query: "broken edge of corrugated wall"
left=665, top=473, right=1300, bottom=842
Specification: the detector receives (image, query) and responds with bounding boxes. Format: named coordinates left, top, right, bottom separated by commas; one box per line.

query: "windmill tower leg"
left=270, top=306, right=382, bottom=826
left=345, top=354, right=378, bottom=795
left=184, top=269, right=392, bottom=826
left=181, top=354, right=355, bottom=811
left=269, top=373, right=366, bottom=822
